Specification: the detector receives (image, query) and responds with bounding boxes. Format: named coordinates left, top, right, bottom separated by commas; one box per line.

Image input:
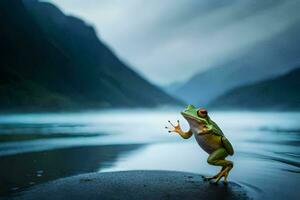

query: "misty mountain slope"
left=23, top=0, right=180, bottom=107
left=0, top=0, right=179, bottom=112
left=0, top=0, right=77, bottom=111
left=0, top=69, right=75, bottom=111
left=208, top=67, right=300, bottom=110
left=169, top=20, right=300, bottom=106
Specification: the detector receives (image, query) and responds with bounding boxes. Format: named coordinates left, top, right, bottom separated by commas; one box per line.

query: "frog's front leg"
left=165, top=120, right=192, bottom=139
left=204, top=148, right=233, bottom=184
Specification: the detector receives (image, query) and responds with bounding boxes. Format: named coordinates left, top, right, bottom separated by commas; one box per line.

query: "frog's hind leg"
left=214, top=165, right=232, bottom=184
left=203, top=167, right=225, bottom=181
left=205, top=148, right=233, bottom=184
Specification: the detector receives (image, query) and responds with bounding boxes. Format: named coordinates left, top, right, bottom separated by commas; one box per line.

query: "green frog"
left=165, top=105, right=234, bottom=184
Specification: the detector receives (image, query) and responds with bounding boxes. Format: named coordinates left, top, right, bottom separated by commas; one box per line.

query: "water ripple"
left=239, top=151, right=300, bottom=169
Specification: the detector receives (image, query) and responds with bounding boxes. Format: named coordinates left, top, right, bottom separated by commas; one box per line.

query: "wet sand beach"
left=0, top=144, right=143, bottom=197
left=12, top=171, right=249, bottom=200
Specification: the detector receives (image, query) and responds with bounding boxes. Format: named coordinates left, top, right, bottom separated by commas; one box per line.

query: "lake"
left=0, top=109, right=299, bottom=199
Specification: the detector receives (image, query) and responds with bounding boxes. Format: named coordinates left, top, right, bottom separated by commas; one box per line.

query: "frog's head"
left=181, top=105, right=209, bottom=127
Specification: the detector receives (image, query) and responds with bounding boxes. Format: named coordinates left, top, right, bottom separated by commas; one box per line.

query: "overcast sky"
left=44, top=0, right=300, bottom=85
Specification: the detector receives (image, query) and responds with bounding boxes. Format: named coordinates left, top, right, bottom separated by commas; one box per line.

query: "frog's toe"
left=222, top=175, right=229, bottom=185
left=211, top=178, right=224, bottom=185
left=202, top=175, right=217, bottom=181
left=214, top=167, right=230, bottom=184
left=211, top=179, right=228, bottom=185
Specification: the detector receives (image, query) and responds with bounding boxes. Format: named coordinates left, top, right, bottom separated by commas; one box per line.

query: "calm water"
left=0, top=109, right=299, bottom=199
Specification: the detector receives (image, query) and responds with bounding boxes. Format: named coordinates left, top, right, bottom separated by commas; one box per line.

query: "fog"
left=45, top=0, right=300, bottom=84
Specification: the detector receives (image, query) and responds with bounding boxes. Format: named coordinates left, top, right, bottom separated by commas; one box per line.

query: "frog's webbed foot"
left=212, top=166, right=230, bottom=184
left=203, top=175, right=218, bottom=181
left=203, top=168, right=224, bottom=181
left=165, top=120, right=181, bottom=133
left=203, top=166, right=225, bottom=181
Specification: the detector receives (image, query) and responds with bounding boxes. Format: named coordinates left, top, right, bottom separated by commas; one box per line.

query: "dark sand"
left=12, top=170, right=249, bottom=200
left=0, top=144, right=143, bottom=197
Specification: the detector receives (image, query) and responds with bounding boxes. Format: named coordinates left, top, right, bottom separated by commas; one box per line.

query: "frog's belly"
left=194, top=133, right=222, bottom=154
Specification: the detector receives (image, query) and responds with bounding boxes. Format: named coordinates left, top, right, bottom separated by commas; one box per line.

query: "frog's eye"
left=197, top=108, right=207, bottom=117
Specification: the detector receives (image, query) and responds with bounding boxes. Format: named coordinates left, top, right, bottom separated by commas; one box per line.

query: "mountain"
left=163, top=81, right=184, bottom=95
left=169, top=21, right=300, bottom=106
left=0, top=0, right=179, bottom=112
left=208, top=67, right=300, bottom=110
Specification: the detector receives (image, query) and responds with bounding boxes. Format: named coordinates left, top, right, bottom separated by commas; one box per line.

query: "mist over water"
left=0, top=109, right=299, bottom=199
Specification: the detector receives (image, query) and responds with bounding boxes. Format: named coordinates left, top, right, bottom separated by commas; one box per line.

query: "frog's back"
left=210, top=120, right=234, bottom=155
left=210, top=120, right=224, bottom=136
